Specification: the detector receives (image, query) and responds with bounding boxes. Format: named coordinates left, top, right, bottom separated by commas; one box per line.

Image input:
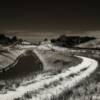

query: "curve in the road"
left=0, top=55, right=98, bottom=100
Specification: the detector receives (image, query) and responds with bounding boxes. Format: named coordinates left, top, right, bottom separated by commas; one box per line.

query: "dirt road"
left=0, top=54, right=98, bottom=100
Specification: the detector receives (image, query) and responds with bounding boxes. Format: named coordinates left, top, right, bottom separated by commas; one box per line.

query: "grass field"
left=0, top=45, right=81, bottom=97
left=62, top=49, right=100, bottom=100
left=0, top=43, right=100, bottom=100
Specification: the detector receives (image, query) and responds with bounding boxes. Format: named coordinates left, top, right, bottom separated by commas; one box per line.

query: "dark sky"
left=0, top=1, right=100, bottom=32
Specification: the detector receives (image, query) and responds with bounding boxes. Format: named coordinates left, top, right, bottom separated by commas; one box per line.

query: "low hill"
left=0, top=50, right=43, bottom=79
left=75, top=38, right=100, bottom=49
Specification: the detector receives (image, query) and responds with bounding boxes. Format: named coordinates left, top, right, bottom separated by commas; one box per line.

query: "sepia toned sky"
left=0, top=1, right=100, bottom=33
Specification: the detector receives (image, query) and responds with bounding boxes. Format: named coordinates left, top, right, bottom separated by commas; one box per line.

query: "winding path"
left=0, top=54, right=98, bottom=100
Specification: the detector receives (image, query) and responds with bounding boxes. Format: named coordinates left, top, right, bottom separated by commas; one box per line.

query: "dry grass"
left=1, top=46, right=99, bottom=100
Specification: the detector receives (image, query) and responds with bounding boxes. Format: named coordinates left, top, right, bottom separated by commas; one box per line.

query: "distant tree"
left=44, top=38, right=48, bottom=41
left=57, top=34, right=66, bottom=42
left=51, top=39, right=56, bottom=43
left=12, top=36, right=17, bottom=42
left=0, top=34, right=5, bottom=39
left=18, top=39, right=23, bottom=44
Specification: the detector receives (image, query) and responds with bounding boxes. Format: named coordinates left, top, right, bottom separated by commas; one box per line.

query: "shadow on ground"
left=0, top=50, right=43, bottom=79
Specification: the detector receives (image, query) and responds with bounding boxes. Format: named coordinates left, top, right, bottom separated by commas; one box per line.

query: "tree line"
left=0, top=34, right=22, bottom=45
left=51, top=35, right=96, bottom=47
